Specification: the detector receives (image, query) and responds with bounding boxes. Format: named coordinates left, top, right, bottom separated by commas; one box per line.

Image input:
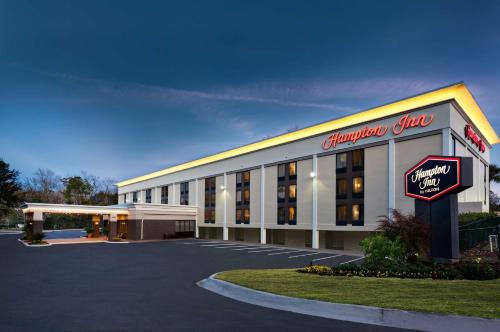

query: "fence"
left=459, top=217, right=500, bottom=251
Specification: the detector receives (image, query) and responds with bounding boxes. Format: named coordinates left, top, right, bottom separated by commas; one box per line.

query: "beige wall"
left=364, top=144, right=388, bottom=224
left=297, top=159, right=313, bottom=228
left=196, top=179, right=205, bottom=225
left=317, top=155, right=335, bottom=229
left=173, top=184, right=180, bottom=205
left=226, top=173, right=236, bottom=226
left=188, top=181, right=196, bottom=206
left=250, top=168, right=261, bottom=226
left=344, top=231, right=371, bottom=252
left=264, top=166, right=277, bottom=226
left=285, top=230, right=307, bottom=247
left=215, top=176, right=224, bottom=225
left=395, top=134, right=442, bottom=214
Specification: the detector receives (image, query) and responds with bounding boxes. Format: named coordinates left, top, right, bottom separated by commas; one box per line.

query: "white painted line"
left=288, top=252, right=321, bottom=259
left=268, top=250, right=302, bottom=256
left=183, top=242, right=196, bottom=244
left=190, top=241, right=223, bottom=245
left=339, top=257, right=364, bottom=265
left=232, top=246, right=263, bottom=251
left=247, top=248, right=286, bottom=253
left=213, top=244, right=244, bottom=249
left=200, top=243, right=228, bottom=247
left=311, top=254, right=342, bottom=262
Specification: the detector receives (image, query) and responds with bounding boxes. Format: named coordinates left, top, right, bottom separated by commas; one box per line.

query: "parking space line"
left=213, top=245, right=245, bottom=249
left=268, top=250, right=302, bottom=256
left=339, top=257, right=364, bottom=265
left=288, top=252, right=321, bottom=259
left=200, top=243, right=228, bottom=247
left=311, top=254, right=342, bottom=262
left=232, top=246, right=263, bottom=251
left=247, top=248, right=286, bottom=253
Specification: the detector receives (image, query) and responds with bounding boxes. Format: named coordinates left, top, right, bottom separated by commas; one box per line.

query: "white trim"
left=260, top=165, right=266, bottom=244
left=312, top=154, right=319, bottom=249
left=388, top=139, right=395, bottom=214
left=223, top=173, right=228, bottom=241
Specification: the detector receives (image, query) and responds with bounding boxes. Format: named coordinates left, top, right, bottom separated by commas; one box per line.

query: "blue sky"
left=1, top=1, right=499, bottom=192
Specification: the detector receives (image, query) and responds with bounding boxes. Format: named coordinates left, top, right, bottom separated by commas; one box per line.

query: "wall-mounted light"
left=220, top=185, right=226, bottom=191
left=310, top=172, right=316, bottom=178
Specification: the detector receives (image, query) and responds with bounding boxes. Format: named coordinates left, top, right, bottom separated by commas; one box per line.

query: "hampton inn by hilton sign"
left=405, top=155, right=473, bottom=262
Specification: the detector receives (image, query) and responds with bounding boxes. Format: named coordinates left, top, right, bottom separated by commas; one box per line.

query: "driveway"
left=0, top=235, right=413, bottom=331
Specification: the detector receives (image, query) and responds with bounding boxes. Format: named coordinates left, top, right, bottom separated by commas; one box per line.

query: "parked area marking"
left=288, top=252, right=321, bottom=259
left=232, top=246, right=263, bottom=251
left=268, top=250, right=302, bottom=256
left=339, top=257, right=364, bottom=265
left=247, top=248, right=287, bottom=253
left=311, top=254, right=342, bottom=262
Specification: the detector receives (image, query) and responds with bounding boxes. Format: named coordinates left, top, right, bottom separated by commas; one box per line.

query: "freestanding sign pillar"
left=405, top=156, right=473, bottom=262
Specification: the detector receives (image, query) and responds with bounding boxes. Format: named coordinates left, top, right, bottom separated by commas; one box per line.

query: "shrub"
left=298, top=265, right=332, bottom=275
left=377, top=210, right=431, bottom=260
left=359, top=234, right=406, bottom=268
left=31, top=232, right=45, bottom=244
left=84, top=226, right=94, bottom=234
left=454, top=259, right=497, bottom=280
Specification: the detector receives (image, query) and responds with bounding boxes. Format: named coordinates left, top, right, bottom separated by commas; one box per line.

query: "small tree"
left=0, top=159, right=21, bottom=220
left=377, top=210, right=431, bottom=260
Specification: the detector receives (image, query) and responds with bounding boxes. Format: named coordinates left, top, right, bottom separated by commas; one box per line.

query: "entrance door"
left=117, top=215, right=128, bottom=239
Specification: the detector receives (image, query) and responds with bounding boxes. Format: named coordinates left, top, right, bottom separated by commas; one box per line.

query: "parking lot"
left=0, top=235, right=408, bottom=332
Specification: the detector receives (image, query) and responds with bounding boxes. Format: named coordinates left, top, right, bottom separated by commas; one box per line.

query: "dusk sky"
left=1, top=1, right=499, bottom=192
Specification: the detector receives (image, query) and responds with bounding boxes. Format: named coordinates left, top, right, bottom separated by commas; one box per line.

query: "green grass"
left=216, top=269, right=500, bottom=319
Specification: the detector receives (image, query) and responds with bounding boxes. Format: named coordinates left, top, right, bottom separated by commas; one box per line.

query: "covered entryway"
left=21, top=203, right=197, bottom=242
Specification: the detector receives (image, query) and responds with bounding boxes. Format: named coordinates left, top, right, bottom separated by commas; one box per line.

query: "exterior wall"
left=297, top=159, right=313, bottom=229
left=215, top=176, right=224, bottom=225
left=395, top=134, right=442, bottom=214
left=141, top=220, right=176, bottom=240
left=285, top=230, right=308, bottom=247
left=364, top=144, right=388, bottom=224
left=250, top=168, right=261, bottom=226
left=226, top=173, right=236, bottom=226
left=196, top=179, right=205, bottom=226
left=344, top=231, right=371, bottom=251
left=264, top=166, right=277, bottom=227
left=188, top=181, right=196, bottom=206
left=317, top=155, right=335, bottom=230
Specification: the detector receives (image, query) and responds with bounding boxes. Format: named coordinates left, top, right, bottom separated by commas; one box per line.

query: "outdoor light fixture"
left=310, top=172, right=316, bottom=178
left=220, top=185, right=225, bottom=190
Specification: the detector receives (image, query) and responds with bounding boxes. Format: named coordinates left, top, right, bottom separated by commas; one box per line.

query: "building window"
left=336, top=205, right=347, bottom=226
left=161, top=186, right=168, bottom=204
left=145, top=189, right=152, bottom=203
left=277, top=162, right=297, bottom=225
left=352, top=177, right=364, bottom=198
left=336, top=149, right=364, bottom=226
left=123, top=194, right=127, bottom=203
left=236, top=171, right=250, bottom=224
left=336, top=179, right=347, bottom=199
left=452, top=137, right=457, bottom=156
left=180, top=182, right=189, bottom=205
left=133, top=191, right=138, bottom=203
left=336, top=153, right=347, bottom=173
left=352, top=149, right=364, bottom=171
left=205, top=177, right=216, bottom=224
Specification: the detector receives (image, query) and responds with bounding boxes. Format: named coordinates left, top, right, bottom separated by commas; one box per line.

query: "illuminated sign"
left=322, top=113, right=434, bottom=150
left=464, top=124, right=486, bottom=153
left=405, top=156, right=461, bottom=201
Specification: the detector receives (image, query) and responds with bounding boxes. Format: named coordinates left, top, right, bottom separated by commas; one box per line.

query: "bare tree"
left=23, top=168, right=62, bottom=203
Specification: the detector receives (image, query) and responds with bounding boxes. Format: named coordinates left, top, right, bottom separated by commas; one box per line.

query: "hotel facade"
left=114, top=83, right=498, bottom=251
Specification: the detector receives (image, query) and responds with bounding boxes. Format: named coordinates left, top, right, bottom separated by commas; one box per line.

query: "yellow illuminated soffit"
left=117, top=83, right=499, bottom=187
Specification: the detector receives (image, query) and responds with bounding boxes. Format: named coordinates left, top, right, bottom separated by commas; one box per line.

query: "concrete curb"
left=17, top=238, right=130, bottom=246
left=197, top=273, right=500, bottom=332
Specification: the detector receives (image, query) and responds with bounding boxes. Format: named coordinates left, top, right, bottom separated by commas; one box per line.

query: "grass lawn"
left=216, top=269, right=500, bottom=319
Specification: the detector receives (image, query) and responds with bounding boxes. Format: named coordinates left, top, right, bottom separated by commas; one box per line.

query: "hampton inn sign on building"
left=23, top=83, right=498, bottom=252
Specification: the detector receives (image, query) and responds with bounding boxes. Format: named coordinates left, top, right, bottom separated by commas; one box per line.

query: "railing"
left=459, top=217, right=500, bottom=251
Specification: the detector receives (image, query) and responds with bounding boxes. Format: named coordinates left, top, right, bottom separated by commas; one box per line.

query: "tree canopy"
left=0, top=159, right=21, bottom=217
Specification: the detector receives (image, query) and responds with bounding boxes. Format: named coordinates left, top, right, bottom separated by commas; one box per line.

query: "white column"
left=223, top=173, right=228, bottom=240
left=388, top=139, right=396, bottom=216
left=155, top=187, right=161, bottom=204
left=195, top=178, right=199, bottom=238
left=312, top=154, right=319, bottom=249
left=260, top=165, right=266, bottom=244
left=442, top=128, right=452, bottom=156
left=140, top=219, right=144, bottom=240
left=172, top=184, right=176, bottom=204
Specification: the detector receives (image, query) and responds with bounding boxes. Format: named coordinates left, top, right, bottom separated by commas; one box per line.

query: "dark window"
left=277, top=162, right=297, bottom=225
left=205, top=177, right=216, bottom=223
left=452, top=137, right=457, bottom=156
left=161, top=186, right=169, bottom=204
left=180, top=182, right=189, bottom=205
left=336, top=153, right=347, bottom=173
left=236, top=171, right=250, bottom=224
left=145, top=189, right=152, bottom=203
left=352, top=149, right=364, bottom=171
left=336, top=149, right=364, bottom=226
left=336, top=179, right=347, bottom=199
left=336, top=205, right=347, bottom=225
left=133, top=191, right=138, bottom=203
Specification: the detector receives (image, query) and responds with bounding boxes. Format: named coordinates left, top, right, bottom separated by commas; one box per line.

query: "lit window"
left=336, top=179, right=347, bottom=198
left=288, top=184, right=297, bottom=201
left=243, top=171, right=250, bottom=184
left=288, top=207, right=296, bottom=222
left=336, top=205, right=347, bottom=222
left=243, top=189, right=250, bottom=204
left=289, top=162, right=297, bottom=177
left=243, top=208, right=250, bottom=223
left=236, top=209, right=242, bottom=223
left=352, top=150, right=364, bottom=170
left=336, top=153, right=347, bottom=171
left=352, top=204, right=360, bottom=221
left=353, top=177, right=364, bottom=194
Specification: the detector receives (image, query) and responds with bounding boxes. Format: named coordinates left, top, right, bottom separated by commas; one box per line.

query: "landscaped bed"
left=216, top=269, right=500, bottom=319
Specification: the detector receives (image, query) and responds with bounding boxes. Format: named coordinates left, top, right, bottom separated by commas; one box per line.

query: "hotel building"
left=113, top=83, right=497, bottom=251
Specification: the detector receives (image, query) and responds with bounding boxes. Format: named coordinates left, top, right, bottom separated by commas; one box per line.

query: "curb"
left=197, top=273, right=500, bottom=332
left=17, top=238, right=130, bottom=246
